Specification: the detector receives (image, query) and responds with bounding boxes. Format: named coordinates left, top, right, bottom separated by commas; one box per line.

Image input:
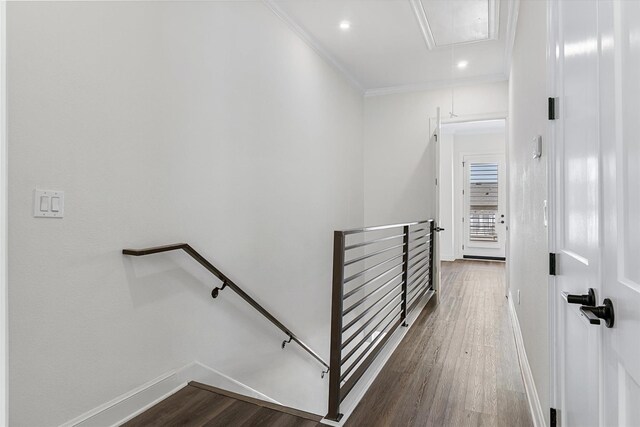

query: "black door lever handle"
left=564, top=288, right=596, bottom=306
left=580, top=298, right=615, bottom=328
left=435, top=227, right=445, bottom=232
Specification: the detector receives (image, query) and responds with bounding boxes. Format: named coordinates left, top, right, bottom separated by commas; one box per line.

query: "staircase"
left=123, top=382, right=322, bottom=426
left=119, top=218, right=436, bottom=425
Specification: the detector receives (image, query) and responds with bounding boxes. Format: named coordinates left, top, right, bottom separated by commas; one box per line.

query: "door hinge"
left=462, top=217, right=465, bottom=222
left=549, top=253, right=557, bottom=276
left=435, top=178, right=438, bottom=186
left=435, top=134, right=438, bottom=141
left=550, top=408, right=557, bottom=427
left=548, top=97, right=558, bottom=120
left=462, top=244, right=465, bottom=250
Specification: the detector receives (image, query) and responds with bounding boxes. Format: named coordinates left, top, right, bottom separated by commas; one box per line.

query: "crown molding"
left=261, top=0, right=365, bottom=94
left=364, top=72, right=508, bottom=98
left=409, top=0, right=436, bottom=50
left=504, top=0, right=521, bottom=76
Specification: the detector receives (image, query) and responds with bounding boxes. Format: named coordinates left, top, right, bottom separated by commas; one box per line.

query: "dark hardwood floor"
left=124, top=260, right=531, bottom=427
left=345, top=260, right=532, bottom=427
left=123, top=382, right=322, bottom=427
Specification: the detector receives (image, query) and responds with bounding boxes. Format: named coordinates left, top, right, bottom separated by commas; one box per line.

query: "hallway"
left=345, top=260, right=532, bottom=427
left=124, top=261, right=532, bottom=426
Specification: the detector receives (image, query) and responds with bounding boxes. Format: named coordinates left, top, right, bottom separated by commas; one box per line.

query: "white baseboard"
left=320, top=290, right=435, bottom=426
left=60, top=361, right=277, bottom=427
left=508, top=293, right=546, bottom=427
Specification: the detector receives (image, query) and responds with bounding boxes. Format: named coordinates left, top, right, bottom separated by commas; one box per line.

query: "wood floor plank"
left=125, top=385, right=321, bottom=427
left=124, top=386, right=234, bottom=427
left=189, top=381, right=322, bottom=421
left=202, top=400, right=262, bottom=426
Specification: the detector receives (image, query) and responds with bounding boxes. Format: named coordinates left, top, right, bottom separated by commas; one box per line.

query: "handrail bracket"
left=211, top=281, right=227, bottom=299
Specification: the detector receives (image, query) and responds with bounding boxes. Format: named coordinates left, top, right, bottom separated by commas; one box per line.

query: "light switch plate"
left=33, top=189, right=64, bottom=218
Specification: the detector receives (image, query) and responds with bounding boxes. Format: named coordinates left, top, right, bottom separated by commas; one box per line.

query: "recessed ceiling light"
left=457, top=60, right=469, bottom=69
left=339, top=20, right=351, bottom=31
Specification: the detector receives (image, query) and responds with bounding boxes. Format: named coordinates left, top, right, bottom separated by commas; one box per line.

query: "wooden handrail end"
left=122, top=243, right=188, bottom=256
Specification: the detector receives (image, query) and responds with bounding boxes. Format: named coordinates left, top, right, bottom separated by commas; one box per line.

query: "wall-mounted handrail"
left=122, top=243, right=329, bottom=373
left=326, top=219, right=435, bottom=421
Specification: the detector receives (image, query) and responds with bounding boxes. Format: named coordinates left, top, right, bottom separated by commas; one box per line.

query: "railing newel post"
left=401, top=225, right=410, bottom=327
left=429, top=221, right=436, bottom=290
left=327, top=231, right=345, bottom=421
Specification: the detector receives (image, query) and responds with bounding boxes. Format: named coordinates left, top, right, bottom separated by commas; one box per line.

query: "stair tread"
left=189, top=381, right=323, bottom=422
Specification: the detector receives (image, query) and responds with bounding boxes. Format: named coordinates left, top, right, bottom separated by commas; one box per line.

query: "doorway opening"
left=438, top=119, right=507, bottom=262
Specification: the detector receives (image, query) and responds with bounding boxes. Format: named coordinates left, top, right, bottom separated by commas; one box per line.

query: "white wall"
left=439, top=130, right=505, bottom=261
left=508, top=0, right=549, bottom=424
left=7, top=2, right=363, bottom=425
left=363, top=82, right=508, bottom=227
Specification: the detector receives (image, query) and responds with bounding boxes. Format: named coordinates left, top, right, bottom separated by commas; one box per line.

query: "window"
left=468, top=163, right=498, bottom=241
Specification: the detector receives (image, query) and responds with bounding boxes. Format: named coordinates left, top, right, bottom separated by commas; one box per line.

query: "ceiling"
left=264, top=0, right=519, bottom=96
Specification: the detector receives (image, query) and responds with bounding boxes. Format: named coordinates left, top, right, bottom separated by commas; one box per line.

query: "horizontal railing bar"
left=341, top=294, right=403, bottom=349
left=408, top=241, right=428, bottom=255
left=339, top=318, right=403, bottom=402
left=408, top=286, right=431, bottom=313
left=340, top=220, right=432, bottom=236
left=123, top=244, right=329, bottom=370
left=408, top=252, right=429, bottom=271
left=343, top=274, right=403, bottom=317
left=343, top=262, right=402, bottom=300
left=408, top=247, right=428, bottom=263
left=343, top=253, right=405, bottom=284
left=344, top=243, right=404, bottom=267
left=408, top=284, right=426, bottom=304
left=410, top=240, right=431, bottom=251
left=409, top=234, right=428, bottom=244
left=340, top=303, right=402, bottom=366
left=344, top=234, right=404, bottom=251
left=408, top=279, right=427, bottom=304
left=410, top=227, right=427, bottom=234
left=408, top=288, right=427, bottom=312
left=409, top=266, right=430, bottom=290
left=408, top=260, right=429, bottom=283
left=340, top=312, right=401, bottom=381
left=408, top=273, right=430, bottom=301
left=342, top=273, right=403, bottom=332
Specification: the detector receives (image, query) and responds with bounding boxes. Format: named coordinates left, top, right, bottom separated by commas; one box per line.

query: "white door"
left=552, top=0, right=640, bottom=426
left=462, top=154, right=506, bottom=260
left=601, top=1, right=640, bottom=425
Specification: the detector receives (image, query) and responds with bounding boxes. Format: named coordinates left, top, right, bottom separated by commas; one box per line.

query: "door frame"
left=0, top=1, right=8, bottom=424
left=546, top=0, right=605, bottom=422
left=546, top=0, right=560, bottom=417
left=429, top=112, right=509, bottom=297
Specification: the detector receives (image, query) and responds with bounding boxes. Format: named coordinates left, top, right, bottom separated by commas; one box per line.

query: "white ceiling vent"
left=411, top=0, right=500, bottom=49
